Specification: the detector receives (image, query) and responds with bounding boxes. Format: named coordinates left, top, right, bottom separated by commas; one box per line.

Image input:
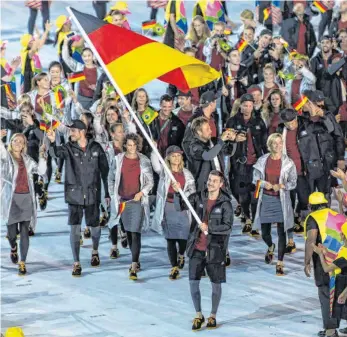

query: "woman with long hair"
left=62, top=38, right=103, bottom=113
left=131, top=88, right=150, bottom=115
left=1, top=133, right=47, bottom=275
left=252, top=133, right=297, bottom=276
left=108, top=133, right=153, bottom=280
left=261, top=89, right=289, bottom=134
left=105, top=123, right=125, bottom=258
left=185, top=15, right=211, bottom=61
left=151, top=145, right=196, bottom=279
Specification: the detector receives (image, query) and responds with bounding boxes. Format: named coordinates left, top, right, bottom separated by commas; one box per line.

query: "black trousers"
left=308, top=173, right=332, bottom=204
left=318, top=284, right=338, bottom=330
left=290, top=175, right=309, bottom=217
left=167, top=239, right=187, bottom=267
left=28, top=0, right=50, bottom=34
left=261, top=223, right=286, bottom=261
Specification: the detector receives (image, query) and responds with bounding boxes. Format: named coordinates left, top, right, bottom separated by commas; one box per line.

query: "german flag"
left=313, top=1, right=328, bottom=13
left=293, top=95, right=308, bottom=112
left=50, top=119, right=60, bottom=130
left=39, top=121, right=48, bottom=132
left=235, top=38, right=248, bottom=52
left=118, top=202, right=126, bottom=216
left=67, top=8, right=219, bottom=94
left=67, top=71, right=86, bottom=84
left=142, top=20, right=156, bottom=30
left=254, top=180, right=261, bottom=199
left=263, top=7, right=271, bottom=21
left=54, top=89, right=65, bottom=109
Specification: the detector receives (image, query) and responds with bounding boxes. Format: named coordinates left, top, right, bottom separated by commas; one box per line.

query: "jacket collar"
left=200, top=188, right=232, bottom=204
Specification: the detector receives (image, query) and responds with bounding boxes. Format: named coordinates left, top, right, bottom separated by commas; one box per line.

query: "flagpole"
left=67, top=7, right=205, bottom=232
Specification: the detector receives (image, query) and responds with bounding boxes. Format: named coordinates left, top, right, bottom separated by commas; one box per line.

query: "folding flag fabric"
left=153, top=23, right=165, bottom=36
left=67, top=71, right=86, bottom=83
left=141, top=107, right=158, bottom=125
left=118, top=202, right=126, bottom=217
left=50, top=119, right=60, bottom=130
left=68, top=8, right=220, bottom=95
left=293, top=95, right=308, bottom=111
left=313, top=1, right=328, bottom=13
left=39, top=121, right=48, bottom=132
left=218, top=39, right=231, bottom=53
left=263, top=7, right=271, bottom=21
left=142, top=20, right=156, bottom=30
left=271, top=0, right=282, bottom=25
left=254, top=180, right=261, bottom=199
left=54, top=88, right=65, bottom=109
left=3, top=83, right=16, bottom=109
left=164, top=0, right=187, bottom=35
left=235, top=38, right=248, bottom=52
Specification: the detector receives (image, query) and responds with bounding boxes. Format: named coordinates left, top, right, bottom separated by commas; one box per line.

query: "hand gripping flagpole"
left=67, top=7, right=206, bottom=234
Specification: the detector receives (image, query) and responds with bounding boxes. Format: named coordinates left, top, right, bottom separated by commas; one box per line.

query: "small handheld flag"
left=118, top=202, right=126, bottom=216
left=142, top=20, right=156, bottom=30
left=224, top=27, right=232, bottom=35
left=54, top=89, right=65, bottom=109
left=254, top=180, right=261, bottom=199
left=293, top=95, right=308, bottom=112
left=263, top=7, right=271, bottom=21
left=235, top=38, right=248, bottom=52
left=142, top=107, right=158, bottom=125
left=39, top=121, right=48, bottom=132
left=50, top=119, right=60, bottom=130
left=218, top=39, right=231, bottom=53
left=67, top=71, right=86, bottom=83
left=154, top=23, right=165, bottom=36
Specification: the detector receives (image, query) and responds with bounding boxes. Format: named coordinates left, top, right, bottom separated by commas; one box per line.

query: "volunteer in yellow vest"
left=313, top=221, right=347, bottom=337
left=54, top=15, right=84, bottom=77
left=304, top=192, right=340, bottom=337
left=20, top=21, right=52, bottom=94
left=0, top=40, right=20, bottom=109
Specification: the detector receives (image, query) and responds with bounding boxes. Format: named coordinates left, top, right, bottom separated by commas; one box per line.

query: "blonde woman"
left=185, top=15, right=211, bottom=62
left=1, top=133, right=47, bottom=276
left=253, top=133, right=297, bottom=276
left=151, top=145, right=196, bottom=280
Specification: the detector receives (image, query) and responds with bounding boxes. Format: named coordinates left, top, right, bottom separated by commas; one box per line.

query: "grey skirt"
left=260, top=194, right=284, bottom=224
left=120, top=200, right=144, bottom=233
left=8, top=193, right=33, bottom=225
left=78, top=94, right=93, bottom=110
left=163, top=202, right=190, bottom=240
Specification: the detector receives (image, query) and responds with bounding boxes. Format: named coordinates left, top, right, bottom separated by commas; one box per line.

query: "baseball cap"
left=177, top=90, right=192, bottom=97
left=166, top=145, right=183, bottom=157
left=320, top=35, right=332, bottom=42
left=69, top=119, right=87, bottom=130
left=240, top=93, right=255, bottom=104
left=309, top=90, right=325, bottom=103
left=200, top=91, right=218, bottom=105
left=280, top=108, right=297, bottom=123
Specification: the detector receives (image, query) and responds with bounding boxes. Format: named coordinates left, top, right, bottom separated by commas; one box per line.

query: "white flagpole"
left=67, top=7, right=205, bottom=232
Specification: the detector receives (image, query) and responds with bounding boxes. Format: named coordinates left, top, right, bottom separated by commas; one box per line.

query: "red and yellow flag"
left=235, top=38, right=247, bottom=52
left=39, top=121, right=48, bottom=132
left=67, top=71, right=86, bottom=83
left=68, top=8, right=220, bottom=94
left=54, top=89, right=65, bottom=109
left=293, top=95, right=308, bottom=112
left=254, top=180, right=261, bottom=199
left=142, top=20, right=156, bottom=30
left=118, top=202, right=126, bottom=216
left=313, top=1, right=328, bottom=13
left=50, top=119, right=60, bottom=130
left=263, top=7, right=271, bottom=21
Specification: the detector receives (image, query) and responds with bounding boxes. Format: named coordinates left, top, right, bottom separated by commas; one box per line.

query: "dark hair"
left=209, top=170, right=225, bottom=183
left=160, top=94, right=173, bottom=105
left=110, top=122, right=123, bottom=134
left=82, top=47, right=93, bottom=57
left=244, top=25, right=255, bottom=33
left=104, top=105, right=120, bottom=137
left=48, top=61, right=63, bottom=72
left=310, top=204, right=328, bottom=211
left=191, top=116, right=209, bottom=136
left=123, top=133, right=142, bottom=152
left=81, top=112, right=95, bottom=139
